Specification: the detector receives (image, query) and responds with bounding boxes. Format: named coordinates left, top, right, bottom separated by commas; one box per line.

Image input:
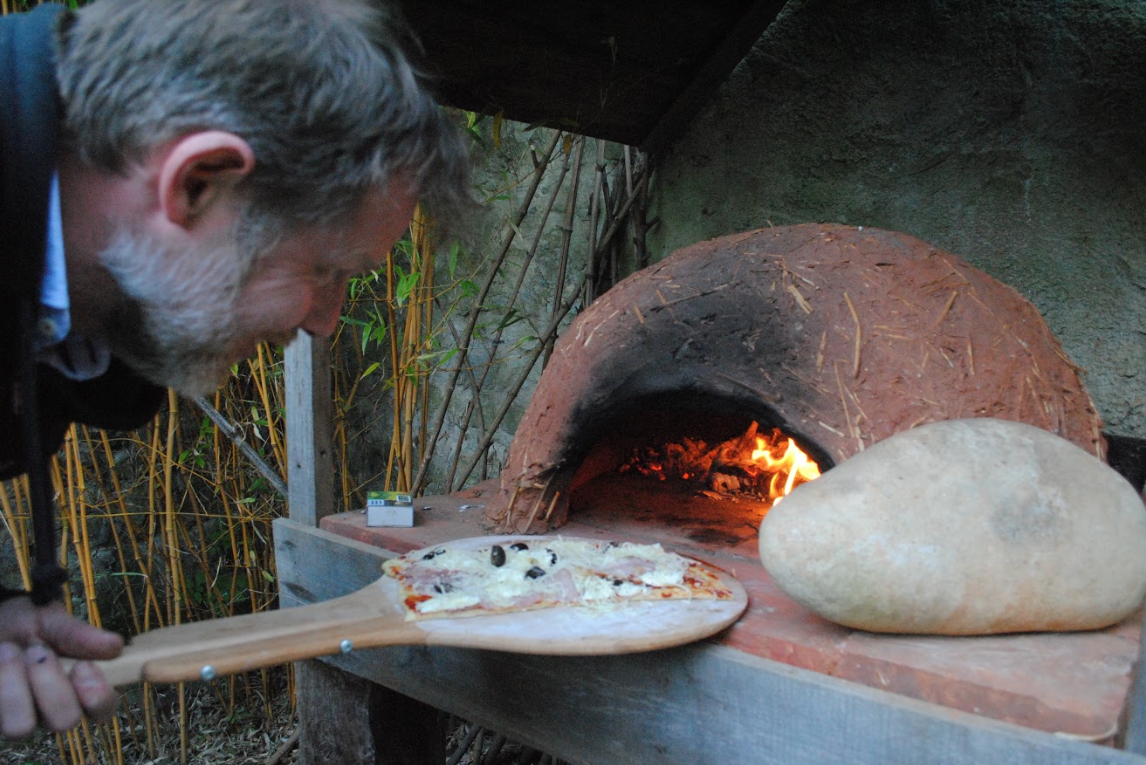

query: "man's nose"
left=299, top=282, right=347, bottom=337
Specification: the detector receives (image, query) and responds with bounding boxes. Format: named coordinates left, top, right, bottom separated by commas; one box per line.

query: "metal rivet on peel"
left=200, top=665, right=216, bottom=682
left=340, top=639, right=353, bottom=654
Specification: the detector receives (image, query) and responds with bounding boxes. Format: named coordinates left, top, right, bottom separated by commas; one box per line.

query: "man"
left=0, top=0, right=468, bottom=739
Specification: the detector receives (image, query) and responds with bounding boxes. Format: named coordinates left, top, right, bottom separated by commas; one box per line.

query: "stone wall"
left=647, top=0, right=1146, bottom=439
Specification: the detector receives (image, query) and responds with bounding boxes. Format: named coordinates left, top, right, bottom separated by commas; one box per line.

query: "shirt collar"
left=38, top=172, right=70, bottom=339
left=38, top=172, right=112, bottom=381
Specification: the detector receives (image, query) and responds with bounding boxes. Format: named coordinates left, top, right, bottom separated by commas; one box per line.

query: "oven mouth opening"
left=561, top=391, right=836, bottom=552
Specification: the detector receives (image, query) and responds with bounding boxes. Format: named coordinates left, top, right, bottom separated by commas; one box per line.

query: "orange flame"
left=750, top=431, right=821, bottom=504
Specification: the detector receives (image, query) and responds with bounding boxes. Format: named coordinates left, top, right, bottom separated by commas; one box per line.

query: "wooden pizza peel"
left=86, top=536, right=748, bottom=688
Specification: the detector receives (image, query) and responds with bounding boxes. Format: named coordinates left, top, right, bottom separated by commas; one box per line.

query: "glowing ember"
left=618, top=421, right=821, bottom=507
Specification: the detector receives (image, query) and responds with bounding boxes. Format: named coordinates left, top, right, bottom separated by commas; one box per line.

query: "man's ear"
left=157, top=131, right=255, bottom=229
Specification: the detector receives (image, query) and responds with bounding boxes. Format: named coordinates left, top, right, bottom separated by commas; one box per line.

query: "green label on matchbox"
left=367, top=491, right=413, bottom=506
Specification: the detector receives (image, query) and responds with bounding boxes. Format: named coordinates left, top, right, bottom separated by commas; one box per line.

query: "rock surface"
left=759, top=419, right=1146, bottom=635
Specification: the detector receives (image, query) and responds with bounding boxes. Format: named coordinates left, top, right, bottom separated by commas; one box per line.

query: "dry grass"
left=0, top=669, right=298, bottom=765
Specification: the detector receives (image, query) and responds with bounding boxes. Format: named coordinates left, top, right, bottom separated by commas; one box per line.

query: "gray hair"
left=55, top=0, right=469, bottom=229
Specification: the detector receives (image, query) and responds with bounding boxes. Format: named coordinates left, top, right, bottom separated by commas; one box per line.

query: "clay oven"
left=487, top=223, right=1105, bottom=534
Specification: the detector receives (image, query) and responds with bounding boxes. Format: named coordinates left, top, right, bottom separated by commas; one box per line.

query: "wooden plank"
left=273, top=519, right=1143, bottom=765
left=284, top=333, right=335, bottom=527
left=274, top=518, right=394, bottom=606
left=294, top=659, right=381, bottom=765
left=336, top=646, right=1144, bottom=765
left=399, top=0, right=763, bottom=146
left=641, top=0, right=788, bottom=156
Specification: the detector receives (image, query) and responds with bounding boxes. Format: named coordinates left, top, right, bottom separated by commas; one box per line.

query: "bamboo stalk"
left=545, top=137, right=586, bottom=368
left=250, top=344, right=287, bottom=474
left=385, top=245, right=403, bottom=488
left=586, top=139, right=605, bottom=302
left=0, top=478, right=32, bottom=590
left=416, top=214, right=435, bottom=492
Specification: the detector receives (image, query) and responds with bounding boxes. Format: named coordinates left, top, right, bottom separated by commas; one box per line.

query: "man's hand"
left=0, top=596, right=123, bottom=739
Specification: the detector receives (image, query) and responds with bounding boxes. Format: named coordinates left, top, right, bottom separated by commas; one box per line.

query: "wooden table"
left=273, top=481, right=1146, bottom=765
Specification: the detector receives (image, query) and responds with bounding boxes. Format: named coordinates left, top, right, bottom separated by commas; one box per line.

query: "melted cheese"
left=388, top=537, right=708, bottom=618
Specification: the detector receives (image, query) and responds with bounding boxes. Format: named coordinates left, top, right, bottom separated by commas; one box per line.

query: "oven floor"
left=320, top=476, right=1141, bottom=740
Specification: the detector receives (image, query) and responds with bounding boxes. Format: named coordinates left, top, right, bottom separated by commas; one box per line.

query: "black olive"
left=510, top=542, right=529, bottom=551
left=545, top=548, right=557, bottom=565
left=422, top=548, right=446, bottom=560
left=525, top=566, right=546, bottom=579
left=433, top=582, right=453, bottom=593
left=613, top=579, right=624, bottom=586
left=490, top=545, right=506, bottom=567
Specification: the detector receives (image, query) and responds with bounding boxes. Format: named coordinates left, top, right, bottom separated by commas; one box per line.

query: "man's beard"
left=97, top=224, right=269, bottom=397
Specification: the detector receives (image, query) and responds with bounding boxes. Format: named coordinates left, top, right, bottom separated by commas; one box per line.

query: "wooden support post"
left=293, top=662, right=446, bottom=765
left=285, top=334, right=360, bottom=764
left=294, top=659, right=382, bottom=764
left=285, top=332, right=335, bottom=527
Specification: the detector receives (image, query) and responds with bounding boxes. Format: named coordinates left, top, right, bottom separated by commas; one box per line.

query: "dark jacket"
left=0, top=5, right=164, bottom=602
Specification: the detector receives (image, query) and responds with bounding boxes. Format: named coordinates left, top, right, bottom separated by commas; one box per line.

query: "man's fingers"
left=38, top=604, right=124, bottom=660
left=0, top=599, right=124, bottom=737
left=0, top=642, right=36, bottom=739
left=0, top=597, right=40, bottom=646
left=24, top=644, right=82, bottom=733
left=69, top=661, right=118, bottom=724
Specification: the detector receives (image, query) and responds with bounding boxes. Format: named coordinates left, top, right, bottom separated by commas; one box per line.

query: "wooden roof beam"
left=639, top=0, right=790, bottom=157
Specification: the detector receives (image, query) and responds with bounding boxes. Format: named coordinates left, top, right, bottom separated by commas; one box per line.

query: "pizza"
left=382, top=537, right=735, bottom=620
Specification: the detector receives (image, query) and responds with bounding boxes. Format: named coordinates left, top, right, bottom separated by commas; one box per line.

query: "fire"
left=751, top=432, right=822, bottom=503
left=618, top=421, right=821, bottom=506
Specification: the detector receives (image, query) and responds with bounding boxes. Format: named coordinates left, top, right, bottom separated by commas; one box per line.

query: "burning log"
left=617, top=421, right=821, bottom=508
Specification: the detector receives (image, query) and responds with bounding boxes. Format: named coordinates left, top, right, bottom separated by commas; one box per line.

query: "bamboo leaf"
left=396, top=272, right=420, bottom=306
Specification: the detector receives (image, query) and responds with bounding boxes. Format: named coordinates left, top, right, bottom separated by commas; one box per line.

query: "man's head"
left=53, top=0, right=468, bottom=395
